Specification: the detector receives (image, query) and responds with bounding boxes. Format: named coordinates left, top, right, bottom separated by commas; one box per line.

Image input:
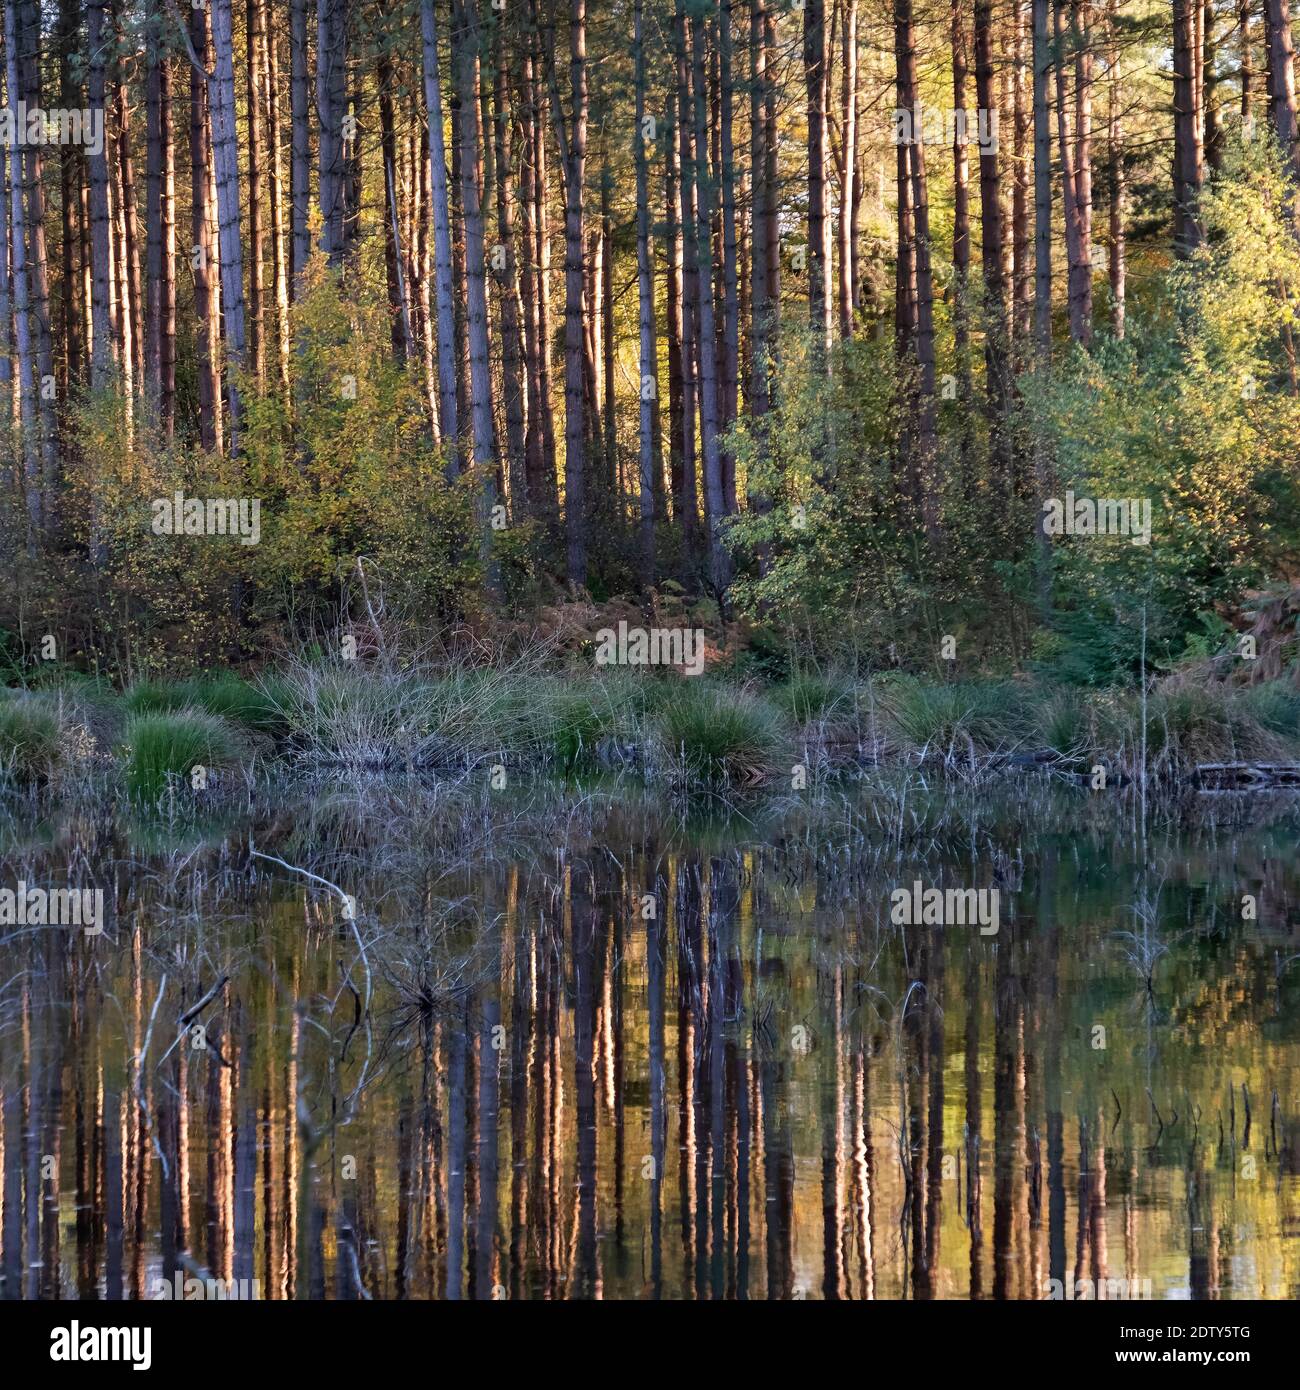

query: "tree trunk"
left=556, top=0, right=589, bottom=587
left=247, top=0, right=267, bottom=390
left=1107, top=0, right=1126, bottom=337
left=209, top=0, right=247, bottom=444
left=750, top=0, right=771, bottom=417
left=87, top=0, right=114, bottom=393
left=838, top=0, right=859, bottom=339
left=719, top=0, right=740, bottom=513
left=1013, top=0, right=1033, bottom=342
left=975, top=0, right=1008, bottom=455
left=691, top=3, right=729, bottom=590
left=673, top=5, right=700, bottom=560
left=1173, top=0, right=1204, bottom=251
left=951, top=0, right=971, bottom=357
left=634, top=0, right=657, bottom=582
left=454, top=0, right=497, bottom=480
left=379, top=50, right=413, bottom=364
left=805, top=0, right=832, bottom=362
left=492, top=8, right=528, bottom=515
left=264, top=0, right=291, bottom=391
left=6, top=0, right=38, bottom=540
left=146, top=5, right=176, bottom=436
left=1070, top=0, right=1094, bottom=343
left=187, top=0, right=221, bottom=453
left=1266, top=0, right=1300, bottom=180
left=422, top=0, right=461, bottom=470
left=1033, top=0, right=1053, bottom=360
left=316, top=0, right=347, bottom=265
left=290, top=0, right=310, bottom=287
left=18, top=0, right=56, bottom=524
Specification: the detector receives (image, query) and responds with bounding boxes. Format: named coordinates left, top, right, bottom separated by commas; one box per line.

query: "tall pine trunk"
left=454, top=0, right=497, bottom=478
left=422, top=0, right=461, bottom=468
left=634, top=0, right=657, bottom=581
left=209, top=0, right=247, bottom=445
left=290, top=0, right=310, bottom=287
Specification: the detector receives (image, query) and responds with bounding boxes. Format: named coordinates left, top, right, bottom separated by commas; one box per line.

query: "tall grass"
left=120, top=710, right=243, bottom=799
left=653, top=683, right=788, bottom=786
left=0, top=694, right=62, bottom=781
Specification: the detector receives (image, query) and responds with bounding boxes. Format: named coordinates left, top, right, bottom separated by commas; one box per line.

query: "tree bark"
left=1033, top=0, right=1052, bottom=360
left=690, top=2, right=729, bottom=589
left=422, top=0, right=461, bottom=470
left=87, top=0, right=114, bottom=393
left=1266, top=0, right=1300, bottom=181
left=290, top=0, right=310, bottom=287
left=210, top=0, right=247, bottom=444
left=805, top=0, right=832, bottom=362
left=634, top=0, right=657, bottom=582
left=491, top=7, right=528, bottom=515
left=1107, top=0, right=1125, bottom=337
left=454, top=0, right=497, bottom=480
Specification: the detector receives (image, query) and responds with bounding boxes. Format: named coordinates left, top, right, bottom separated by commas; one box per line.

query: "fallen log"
left=1192, top=762, right=1300, bottom=790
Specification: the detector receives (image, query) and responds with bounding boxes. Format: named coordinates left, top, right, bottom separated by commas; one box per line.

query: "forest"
left=0, top=0, right=1292, bottom=691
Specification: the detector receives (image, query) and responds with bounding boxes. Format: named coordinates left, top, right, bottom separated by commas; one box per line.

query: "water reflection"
left=1, top=791, right=1298, bottom=1299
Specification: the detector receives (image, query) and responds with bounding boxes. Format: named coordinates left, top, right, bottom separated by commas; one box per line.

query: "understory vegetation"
left=5, top=653, right=1300, bottom=801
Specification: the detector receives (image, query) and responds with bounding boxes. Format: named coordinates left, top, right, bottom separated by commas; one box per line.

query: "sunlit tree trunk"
left=1107, top=0, right=1126, bottom=338
left=289, top=0, right=310, bottom=288
left=491, top=10, right=528, bottom=515
left=6, top=0, right=39, bottom=541
left=316, top=0, right=347, bottom=265
left=454, top=0, right=497, bottom=482
left=838, top=0, right=859, bottom=340
left=422, top=0, right=460, bottom=469
left=188, top=0, right=221, bottom=453
left=87, top=0, right=114, bottom=393
left=805, top=0, right=832, bottom=362
left=246, top=0, right=267, bottom=390
left=1033, top=0, right=1052, bottom=358
left=634, top=0, right=657, bottom=581
left=210, top=0, right=247, bottom=443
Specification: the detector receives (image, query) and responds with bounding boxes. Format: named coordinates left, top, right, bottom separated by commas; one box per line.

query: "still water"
left=1, top=780, right=1298, bottom=1300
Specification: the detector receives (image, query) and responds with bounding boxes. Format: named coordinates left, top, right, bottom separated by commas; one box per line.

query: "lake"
left=1, top=776, right=1297, bottom=1299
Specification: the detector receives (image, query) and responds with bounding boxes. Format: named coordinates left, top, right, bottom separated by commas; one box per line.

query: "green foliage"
left=1028, top=136, right=1300, bottom=683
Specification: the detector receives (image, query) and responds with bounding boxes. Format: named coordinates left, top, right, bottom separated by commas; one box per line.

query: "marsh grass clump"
left=771, top=670, right=858, bottom=727
left=0, top=693, right=63, bottom=781
left=124, top=673, right=287, bottom=735
left=120, top=709, right=244, bottom=800
left=533, top=674, right=657, bottom=771
left=882, top=677, right=1035, bottom=758
left=1239, top=679, right=1300, bottom=740
left=653, top=682, right=789, bottom=787
left=1143, top=681, right=1286, bottom=772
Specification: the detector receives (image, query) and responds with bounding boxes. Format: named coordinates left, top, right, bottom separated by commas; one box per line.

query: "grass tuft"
left=120, top=710, right=243, bottom=800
